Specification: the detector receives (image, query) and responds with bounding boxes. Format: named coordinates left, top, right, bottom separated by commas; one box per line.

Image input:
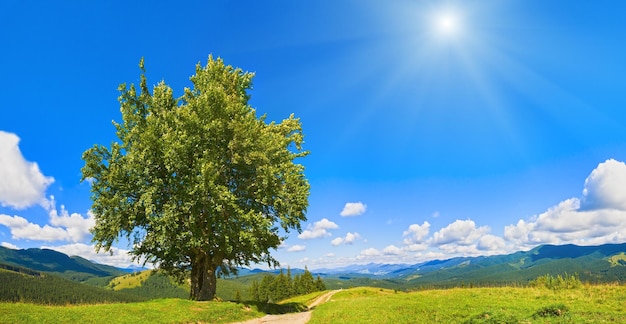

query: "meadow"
left=310, top=285, right=626, bottom=323
left=0, top=298, right=264, bottom=324
left=1, top=284, right=625, bottom=323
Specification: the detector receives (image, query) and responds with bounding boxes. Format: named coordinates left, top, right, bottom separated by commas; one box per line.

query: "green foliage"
left=82, top=56, right=310, bottom=300
left=249, top=267, right=326, bottom=302
left=533, top=304, right=569, bottom=318
left=529, top=273, right=582, bottom=290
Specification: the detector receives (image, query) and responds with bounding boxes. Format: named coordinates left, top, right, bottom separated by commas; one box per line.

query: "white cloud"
left=340, top=202, right=367, bottom=217
left=42, top=243, right=143, bottom=269
left=404, top=243, right=428, bottom=252
left=581, top=159, right=626, bottom=211
left=287, top=244, right=306, bottom=252
left=403, top=221, right=430, bottom=244
left=331, top=232, right=361, bottom=246
left=431, top=219, right=490, bottom=246
left=383, top=244, right=404, bottom=255
left=358, top=247, right=381, bottom=257
left=477, top=234, right=506, bottom=251
left=298, top=218, right=339, bottom=239
left=0, top=197, right=94, bottom=242
left=1, top=242, right=18, bottom=249
left=505, top=159, right=626, bottom=247
left=46, top=197, right=95, bottom=242
left=0, top=214, right=71, bottom=241
left=0, top=131, right=54, bottom=209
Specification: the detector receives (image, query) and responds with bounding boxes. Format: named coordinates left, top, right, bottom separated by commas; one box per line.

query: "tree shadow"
left=237, top=300, right=308, bottom=315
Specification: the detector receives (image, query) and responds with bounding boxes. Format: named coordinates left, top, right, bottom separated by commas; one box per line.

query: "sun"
left=435, top=12, right=459, bottom=36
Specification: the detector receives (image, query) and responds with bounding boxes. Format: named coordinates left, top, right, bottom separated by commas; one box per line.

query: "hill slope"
left=0, top=264, right=145, bottom=304
left=0, top=246, right=127, bottom=282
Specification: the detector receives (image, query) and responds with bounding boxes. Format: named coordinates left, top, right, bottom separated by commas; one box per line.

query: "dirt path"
left=232, top=290, right=340, bottom=324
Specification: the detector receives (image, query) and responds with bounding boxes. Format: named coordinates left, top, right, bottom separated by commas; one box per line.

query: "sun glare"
left=433, top=10, right=462, bottom=38
left=438, top=14, right=456, bottom=32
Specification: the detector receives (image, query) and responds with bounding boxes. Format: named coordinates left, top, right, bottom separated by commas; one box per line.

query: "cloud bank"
left=306, top=159, right=626, bottom=269
left=0, top=196, right=94, bottom=243
left=504, top=159, right=626, bottom=247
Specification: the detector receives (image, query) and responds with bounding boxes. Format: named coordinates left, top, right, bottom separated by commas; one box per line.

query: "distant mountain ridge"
left=0, top=246, right=128, bottom=281
left=316, top=243, right=626, bottom=287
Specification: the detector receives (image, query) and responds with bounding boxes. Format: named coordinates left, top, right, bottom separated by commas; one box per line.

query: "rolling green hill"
left=0, top=246, right=127, bottom=282
left=0, top=264, right=145, bottom=304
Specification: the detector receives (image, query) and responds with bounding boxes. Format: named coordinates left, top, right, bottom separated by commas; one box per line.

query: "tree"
left=81, top=56, right=310, bottom=301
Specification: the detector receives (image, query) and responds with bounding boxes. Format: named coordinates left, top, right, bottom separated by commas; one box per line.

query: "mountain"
left=0, top=246, right=128, bottom=282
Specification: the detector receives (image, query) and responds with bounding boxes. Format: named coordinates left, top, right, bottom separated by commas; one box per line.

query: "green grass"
left=109, top=271, right=152, bottom=290
left=0, top=298, right=263, bottom=324
left=310, top=285, right=626, bottom=323
left=609, top=252, right=626, bottom=267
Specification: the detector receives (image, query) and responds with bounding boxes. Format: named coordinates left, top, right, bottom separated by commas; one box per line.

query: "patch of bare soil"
left=231, top=290, right=340, bottom=324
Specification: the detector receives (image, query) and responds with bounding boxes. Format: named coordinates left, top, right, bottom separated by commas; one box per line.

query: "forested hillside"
left=0, top=246, right=127, bottom=282
left=0, top=265, right=145, bottom=304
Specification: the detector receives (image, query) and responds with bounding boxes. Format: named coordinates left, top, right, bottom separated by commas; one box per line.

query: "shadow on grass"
left=237, top=300, right=308, bottom=315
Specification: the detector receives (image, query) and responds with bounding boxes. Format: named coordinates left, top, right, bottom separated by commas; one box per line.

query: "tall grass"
left=310, top=285, right=626, bottom=323
left=0, top=299, right=263, bottom=324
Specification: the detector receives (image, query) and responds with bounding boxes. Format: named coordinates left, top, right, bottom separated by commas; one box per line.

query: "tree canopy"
left=82, top=56, right=309, bottom=300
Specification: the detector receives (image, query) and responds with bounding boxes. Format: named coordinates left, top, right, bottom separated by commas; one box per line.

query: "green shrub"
left=529, top=273, right=582, bottom=290
left=533, top=304, right=569, bottom=318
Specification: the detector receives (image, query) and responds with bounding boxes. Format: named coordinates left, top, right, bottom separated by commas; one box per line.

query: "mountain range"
left=2, top=242, right=626, bottom=289
left=316, top=243, right=626, bottom=288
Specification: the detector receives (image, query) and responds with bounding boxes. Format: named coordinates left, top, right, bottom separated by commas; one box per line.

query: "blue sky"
left=2, top=0, right=626, bottom=269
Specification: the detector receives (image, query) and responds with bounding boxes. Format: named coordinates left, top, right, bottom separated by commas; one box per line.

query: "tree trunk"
left=190, top=254, right=217, bottom=301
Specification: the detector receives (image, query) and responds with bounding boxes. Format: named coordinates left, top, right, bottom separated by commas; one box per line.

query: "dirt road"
left=232, top=290, right=340, bottom=324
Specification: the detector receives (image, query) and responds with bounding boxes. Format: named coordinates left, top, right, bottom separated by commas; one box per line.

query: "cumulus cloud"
left=340, top=202, right=367, bottom=217
left=287, top=245, right=306, bottom=252
left=505, top=159, right=626, bottom=247
left=298, top=218, right=339, bottom=239
left=358, top=247, right=381, bottom=257
left=403, top=221, right=430, bottom=245
left=383, top=245, right=404, bottom=255
left=0, top=131, right=54, bottom=209
left=1, top=242, right=18, bottom=249
left=331, top=232, right=361, bottom=246
left=431, top=219, right=490, bottom=246
left=0, top=196, right=94, bottom=242
left=0, top=214, right=71, bottom=241
left=581, top=159, right=626, bottom=211
left=42, top=243, right=142, bottom=269
left=477, top=234, right=506, bottom=251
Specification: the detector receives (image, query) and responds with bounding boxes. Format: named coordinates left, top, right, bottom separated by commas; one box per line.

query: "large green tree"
left=82, top=56, right=309, bottom=301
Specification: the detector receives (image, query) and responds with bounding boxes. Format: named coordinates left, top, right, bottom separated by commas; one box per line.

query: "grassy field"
left=3, top=285, right=625, bottom=323
left=310, top=285, right=626, bottom=323
left=0, top=298, right=264, bottom=324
